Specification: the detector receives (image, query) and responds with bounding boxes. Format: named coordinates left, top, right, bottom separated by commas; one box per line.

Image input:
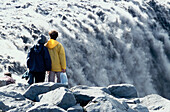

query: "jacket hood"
left=33, top=44, right=44, bottom=53
left=45, top=39, right=59, bottom=49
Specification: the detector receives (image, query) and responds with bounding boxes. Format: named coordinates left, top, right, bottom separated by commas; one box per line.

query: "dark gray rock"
left=70, top=85, right=111, bottom=106
left=0, top=101, right=9, bottom=111
left=125, top=98, right=140, bottom=104
left=107, top=84, right=138, bottom=98
left=23, top=82, right=68, bottom=101
left=39, top=87, right=76, bottom=110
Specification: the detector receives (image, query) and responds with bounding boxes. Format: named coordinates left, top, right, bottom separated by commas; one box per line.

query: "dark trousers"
left=30, top=72, right=46, bottom=83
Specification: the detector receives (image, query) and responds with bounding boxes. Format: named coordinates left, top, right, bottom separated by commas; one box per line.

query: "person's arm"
left=59, top=44, right=66, bottom=72
left=26, top=49, right=32, bottom=68
left=62, top=69, right=66, bottom=73
left=44, top=47, right=51, bottom=71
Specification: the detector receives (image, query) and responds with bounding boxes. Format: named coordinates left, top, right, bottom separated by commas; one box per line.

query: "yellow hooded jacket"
left=45, top=39, right=66, bottom=72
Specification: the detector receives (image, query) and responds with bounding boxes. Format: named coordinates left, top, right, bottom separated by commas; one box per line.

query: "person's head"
left=38, top=35, right=47, bottom=44
left=4, top=72, right=12, bottom=77
left=49, top=30, right=58, bottom=40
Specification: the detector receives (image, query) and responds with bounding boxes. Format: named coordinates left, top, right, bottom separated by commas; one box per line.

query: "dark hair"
left=4, top=72, right=12, bottom=77
left=49, top=30, right=58, bottom=40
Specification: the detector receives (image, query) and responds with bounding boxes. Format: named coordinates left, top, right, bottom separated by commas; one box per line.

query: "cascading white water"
left=0, top=0, right=169, bottom=99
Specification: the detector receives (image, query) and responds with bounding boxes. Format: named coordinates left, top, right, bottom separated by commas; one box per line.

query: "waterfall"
left=0, top=0, right=169, bottom=99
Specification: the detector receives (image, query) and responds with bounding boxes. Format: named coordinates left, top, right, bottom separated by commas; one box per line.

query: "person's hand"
left=62, top=69, right=66, bottom=73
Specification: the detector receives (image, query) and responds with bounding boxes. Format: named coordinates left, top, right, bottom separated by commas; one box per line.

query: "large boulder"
left=139, top=94, right=170, bottom=112
left=70, top=85, right=111, bottom=106
left=27, top=103, right=66, bottom=112
left=39, top=87, right=77, bottom=110
left=107, top=84, right=138, bottom=98
left=84, top=95, right=136, bottom=112
left=23, top=82, right=68, bottom=101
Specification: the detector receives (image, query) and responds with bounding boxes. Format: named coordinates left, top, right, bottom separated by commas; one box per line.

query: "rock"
left=67, top=104, right=84, bottom=112
left=129, top=104, right=149, bottom=112
left=0, top=83, right=29, bottom=94
left=84, top=95, right=135, bottom=112
left=0, top=82, right=169, bottom=112
left=39, top=87, right=76, bottom=110
left=139, top=94, right=170, bottom=112
left=27, top=103, right=66, bottom=112
left=23, top=82, right=68, bottom=101
left=124, top=98, right=149, bottom=112
left=0, top=80, right=6, bottom=87
left=107, top=84, right=138, bottom=98
left=70, top=85, right=111, bottom=106
left=0, top=90, right=33, bottom=112
left=125, top=98, right=140, bottom=104
left=0, top=101, right=9, bottom=111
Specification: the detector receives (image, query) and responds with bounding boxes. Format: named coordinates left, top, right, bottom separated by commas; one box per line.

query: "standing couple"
left=27, top=30, right=66, bottom=84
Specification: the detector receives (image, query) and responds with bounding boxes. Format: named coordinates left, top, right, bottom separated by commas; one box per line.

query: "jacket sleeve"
left=59, top=44, right=66, bottom=70
left=26, top=49, right=32, bottom=69
left=44, top=47, right=52, bottom=71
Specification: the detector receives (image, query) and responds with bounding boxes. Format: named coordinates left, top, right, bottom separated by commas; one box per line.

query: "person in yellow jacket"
left=45, top=30, right=66, bottom=82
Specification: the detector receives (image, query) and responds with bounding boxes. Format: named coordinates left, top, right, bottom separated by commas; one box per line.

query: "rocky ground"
left=0, top=82, right=169, bottom=112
